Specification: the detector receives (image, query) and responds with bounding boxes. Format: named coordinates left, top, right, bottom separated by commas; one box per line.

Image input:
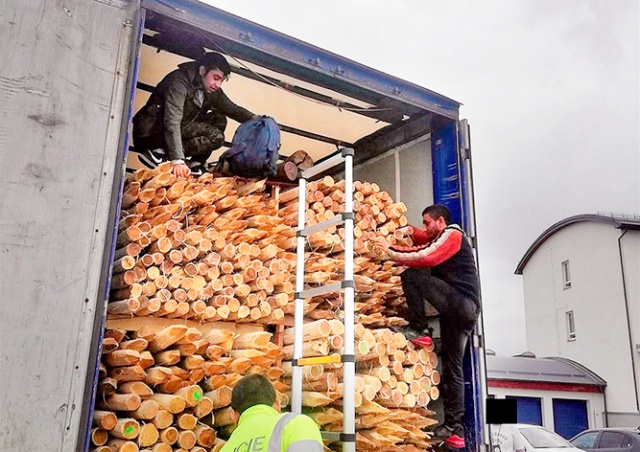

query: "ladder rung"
left=320, top=432, right=342, bottom=441
left=299, top=282, right=342, bottom=299
left=302, top=153, right=345, bottom=179
left=300, top=214, right=344, bottom=237
left=296, top=355, right=341, bottom=366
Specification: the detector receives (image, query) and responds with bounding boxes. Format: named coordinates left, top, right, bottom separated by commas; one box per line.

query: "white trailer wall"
left=354, top=135, right=434, bottom=227
left=0, top=0, right=137, bottom=449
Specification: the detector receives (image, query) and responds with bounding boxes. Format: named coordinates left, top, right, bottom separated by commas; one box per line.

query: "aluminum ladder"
left=291, top=147, right=356, bottom=452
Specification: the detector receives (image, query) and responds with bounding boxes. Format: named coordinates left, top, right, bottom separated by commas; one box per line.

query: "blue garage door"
left=507, top=396, right=542, bottom=425
left=553, top=399, right=588, bottom=439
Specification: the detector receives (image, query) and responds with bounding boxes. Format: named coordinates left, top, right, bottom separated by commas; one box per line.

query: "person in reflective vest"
left=220, top=374, right=323, bottom=452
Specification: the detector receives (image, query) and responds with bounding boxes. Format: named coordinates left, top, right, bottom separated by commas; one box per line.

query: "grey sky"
left=208, top=0, right=640, bottom=355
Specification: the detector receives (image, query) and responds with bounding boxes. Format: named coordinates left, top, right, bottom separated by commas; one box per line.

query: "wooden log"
left=276, top=161, right=298, bottom=182
left=138, top=423, right=159, bottom=448
left=96, top=393, right=141, bottom=412
left=194, top=396, right=214, bottom=418
left=212, top=407, right=235, bottom=427
left=154, top=349, right=181, bottom=366
left=283, top=391, right=334, bottom=408
left=101, top=337, right=120, bottom=354
left=98, top=377, right=117, bottom=396
left=282, top=319, right=331, bottom=345
left=107, top=299, right=141, bottom=316
left=149, top=443, right=171, bottom=452
left=151, top=410, right=173, bottom=430
left=118, top=381, right=153, bottom=398
left=148, top=325, right=188, bottom=353
left=205, top=386, right=233, bottom=409
left=144, top=366, right=172, bottom=385
left=159, top=426, right=178, bottom=445
left=119, top=338, right=149, bottom=352
left=107, top=438, right=139, bottom=452
left=176, top=413, right=198, bottom=430
left=93, top=410, right=117, bottom=430
left=174, top=385, right=204, bottom=407
left=195, top=424, right=216, bottom=447
left=280, top=361, right=323, bottom=379
left=111, top=418, right=140, bottom=440
left=109, top=365, right=146, bottom=383
left=105, top=350, right=141, bottom=367
left=91, top=428, right=108, bottom=446
left=149, top=394, right=186, bottom=414
left=177, top=429, right=197, bottom=449
left=232, top=331, right=272, bottom=349
left=282, top=339, right=329, bottom=360
left=131, top=400, right=159, bottom=420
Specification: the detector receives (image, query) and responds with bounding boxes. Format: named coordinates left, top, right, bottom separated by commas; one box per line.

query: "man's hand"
left=374, top=236, right=390, bottom=251
left=371, top=237, right=391, bottom=260
left=172, top=163, right=191, bottom=178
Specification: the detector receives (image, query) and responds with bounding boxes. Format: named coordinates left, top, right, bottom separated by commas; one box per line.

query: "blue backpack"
left=218, top=116, right=280, bottom=178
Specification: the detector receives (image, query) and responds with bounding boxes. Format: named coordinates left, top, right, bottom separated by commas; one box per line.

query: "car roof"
left=581, top=428, right=640, bottom=433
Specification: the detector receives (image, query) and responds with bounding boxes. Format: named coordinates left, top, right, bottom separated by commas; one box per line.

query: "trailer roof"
left=142, top=0, right=461, bottom=119
left=128, top=0, right=461, bottom=170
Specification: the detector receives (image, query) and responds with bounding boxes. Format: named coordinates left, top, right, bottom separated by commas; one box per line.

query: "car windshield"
left=519, top=427, right=573, bottom=448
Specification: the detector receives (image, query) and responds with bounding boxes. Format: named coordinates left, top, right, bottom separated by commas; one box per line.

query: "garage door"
left=507, top=396, right=542, bottom=425
left=552, top=399, right=588, bottom=439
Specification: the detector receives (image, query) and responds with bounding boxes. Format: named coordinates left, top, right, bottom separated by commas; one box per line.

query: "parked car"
left=491, top=424, right=586, bottom=452
left=571, top=428, right=640, bottom=452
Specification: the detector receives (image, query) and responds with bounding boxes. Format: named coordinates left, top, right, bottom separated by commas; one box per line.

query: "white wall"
left=354, top=135, right=434, bottom=227
left=521, top=222, right=640, bottom=425
left=489, top=386, right=606, bottom=430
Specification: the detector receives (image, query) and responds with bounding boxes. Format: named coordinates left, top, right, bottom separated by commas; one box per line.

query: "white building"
left=486, top=352, right=606, bottom=439
left=515, top=213, right=640, bottom=427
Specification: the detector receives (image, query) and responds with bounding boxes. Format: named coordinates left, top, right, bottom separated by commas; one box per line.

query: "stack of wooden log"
left=275, top=150, right=315, bottom=182
left=279, top=319, right=439, bottom=451
left=276, top=176, right=413, bottom=324
left=101, top=164, right=441, bottom=451
left=94, top=324, right=287, bottom=451
left=112, top=162, right=300, bottom=324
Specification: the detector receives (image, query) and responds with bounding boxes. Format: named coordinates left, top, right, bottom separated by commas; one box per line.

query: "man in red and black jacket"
left=378, top=204, right=480, bottom=449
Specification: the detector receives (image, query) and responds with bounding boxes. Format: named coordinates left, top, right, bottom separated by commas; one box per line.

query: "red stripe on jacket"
left=389, top=225, right=463, bottom=268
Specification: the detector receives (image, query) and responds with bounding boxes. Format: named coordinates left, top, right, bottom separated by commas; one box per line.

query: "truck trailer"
left=0, top=0, right=487, bottom=450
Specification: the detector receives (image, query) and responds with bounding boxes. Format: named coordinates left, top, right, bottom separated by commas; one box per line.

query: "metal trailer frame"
left=83, top=1, right=486, bottom=450
left=0, top=0, right=485, bottom=450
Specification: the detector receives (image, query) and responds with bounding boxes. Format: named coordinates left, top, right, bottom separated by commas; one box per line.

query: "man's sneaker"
left=432, top=425, right=466, bottom=449
left=390, top=325, right=425, bottom=341
left=188, top=161, right=206, bottom=177
left=138, top=148, right=166, bottom=169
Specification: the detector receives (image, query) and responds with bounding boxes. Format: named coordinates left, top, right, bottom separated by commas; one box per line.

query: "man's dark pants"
left=401, top=268, right=479, bottom=434
left=135, top=112, right=226, bottom=165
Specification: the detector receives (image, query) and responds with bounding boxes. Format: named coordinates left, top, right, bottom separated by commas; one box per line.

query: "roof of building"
left=515, top=213, right=640, bottom=274
left=486, top=352, right=607, bottom=387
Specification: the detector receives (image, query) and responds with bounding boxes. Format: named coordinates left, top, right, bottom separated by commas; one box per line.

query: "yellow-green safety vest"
left=219, top=405, right=323, bottom=452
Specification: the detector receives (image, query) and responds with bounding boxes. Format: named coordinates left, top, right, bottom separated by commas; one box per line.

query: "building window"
left=561, top=260, right=571, bottom=289
left=566, top=311, right=576, bottom=341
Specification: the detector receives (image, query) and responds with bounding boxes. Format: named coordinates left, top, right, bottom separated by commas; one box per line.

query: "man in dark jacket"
left=376, top=204, right=481, bottom=449
left=133, top=52, right=256, bottom=177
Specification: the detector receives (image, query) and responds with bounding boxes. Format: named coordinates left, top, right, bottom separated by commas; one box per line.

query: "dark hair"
left=422, top=204, right=452, bottom=225
left=231, top=374, right=276, bottom=414
left=196, top=52, right=231, bottom=80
